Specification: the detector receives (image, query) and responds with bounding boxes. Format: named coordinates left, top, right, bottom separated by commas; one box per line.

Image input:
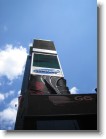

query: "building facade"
left=15, top=39, right=97, bottom=130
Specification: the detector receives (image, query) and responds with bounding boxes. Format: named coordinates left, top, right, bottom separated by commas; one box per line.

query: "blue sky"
left=0, top=0, right=97, bottom=130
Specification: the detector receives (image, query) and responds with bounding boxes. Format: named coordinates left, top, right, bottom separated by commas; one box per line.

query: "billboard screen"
left=33, top=53, right=60, bottom=69
left=31, top=53, right=63, bottom=77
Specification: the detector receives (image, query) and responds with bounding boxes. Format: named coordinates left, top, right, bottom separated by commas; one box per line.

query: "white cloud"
left=0, top=90, right=15, bottom=103
left=9, top=97, right=18, bottom=109
left=0, top=44, right=27, bottom=80
left=70, top=87, right=79, bottom=94
left=0, top=97, right=18, bottom=130
left=0, top=93, right=5, bottom=102
left=5, top=90, right=15, bottom=98
left=29, top=42, right=33, bottom=47
left=0, top=107, right=16, bottom=122
left=0, top=107, right=17, bottom=130
left=18, top=90, right=21, bottom=95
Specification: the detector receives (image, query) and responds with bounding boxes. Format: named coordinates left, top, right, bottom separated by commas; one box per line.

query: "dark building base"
left=23, top=115, right=97, bottom=130
left=15, top=94, right=97, bottom=130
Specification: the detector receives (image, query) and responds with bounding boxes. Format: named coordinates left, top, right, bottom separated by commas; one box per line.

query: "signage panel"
left=30, top=52, right=64, bottom=77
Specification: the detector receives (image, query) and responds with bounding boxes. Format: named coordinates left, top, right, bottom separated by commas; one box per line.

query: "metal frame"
left=30, top=52, right=64, bottom=77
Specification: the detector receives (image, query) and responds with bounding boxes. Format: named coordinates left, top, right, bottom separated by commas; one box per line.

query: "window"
left=33, top=53, right=60, bottom=69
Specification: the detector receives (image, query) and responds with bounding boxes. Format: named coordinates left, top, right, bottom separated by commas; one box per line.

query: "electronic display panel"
left=33, top=53, right=60, bottom=69
left=31, top=53, right=63, bottom=77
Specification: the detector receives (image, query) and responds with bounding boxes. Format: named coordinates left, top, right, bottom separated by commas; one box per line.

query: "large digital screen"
left=33, top=53, right=60, bottom=69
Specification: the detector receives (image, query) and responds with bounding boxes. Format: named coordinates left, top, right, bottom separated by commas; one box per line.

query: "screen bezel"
left=30, top=52, right=64, bottom=77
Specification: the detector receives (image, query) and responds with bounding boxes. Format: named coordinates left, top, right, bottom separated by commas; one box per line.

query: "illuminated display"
left=33, top=53, right=60, bottom=69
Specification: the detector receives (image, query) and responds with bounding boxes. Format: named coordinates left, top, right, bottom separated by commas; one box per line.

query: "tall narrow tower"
left=15, top=39, right=97, bottom=130
left=29, top=39, right=70, bottom=95
left=15, top=39, right=70, bottom=129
